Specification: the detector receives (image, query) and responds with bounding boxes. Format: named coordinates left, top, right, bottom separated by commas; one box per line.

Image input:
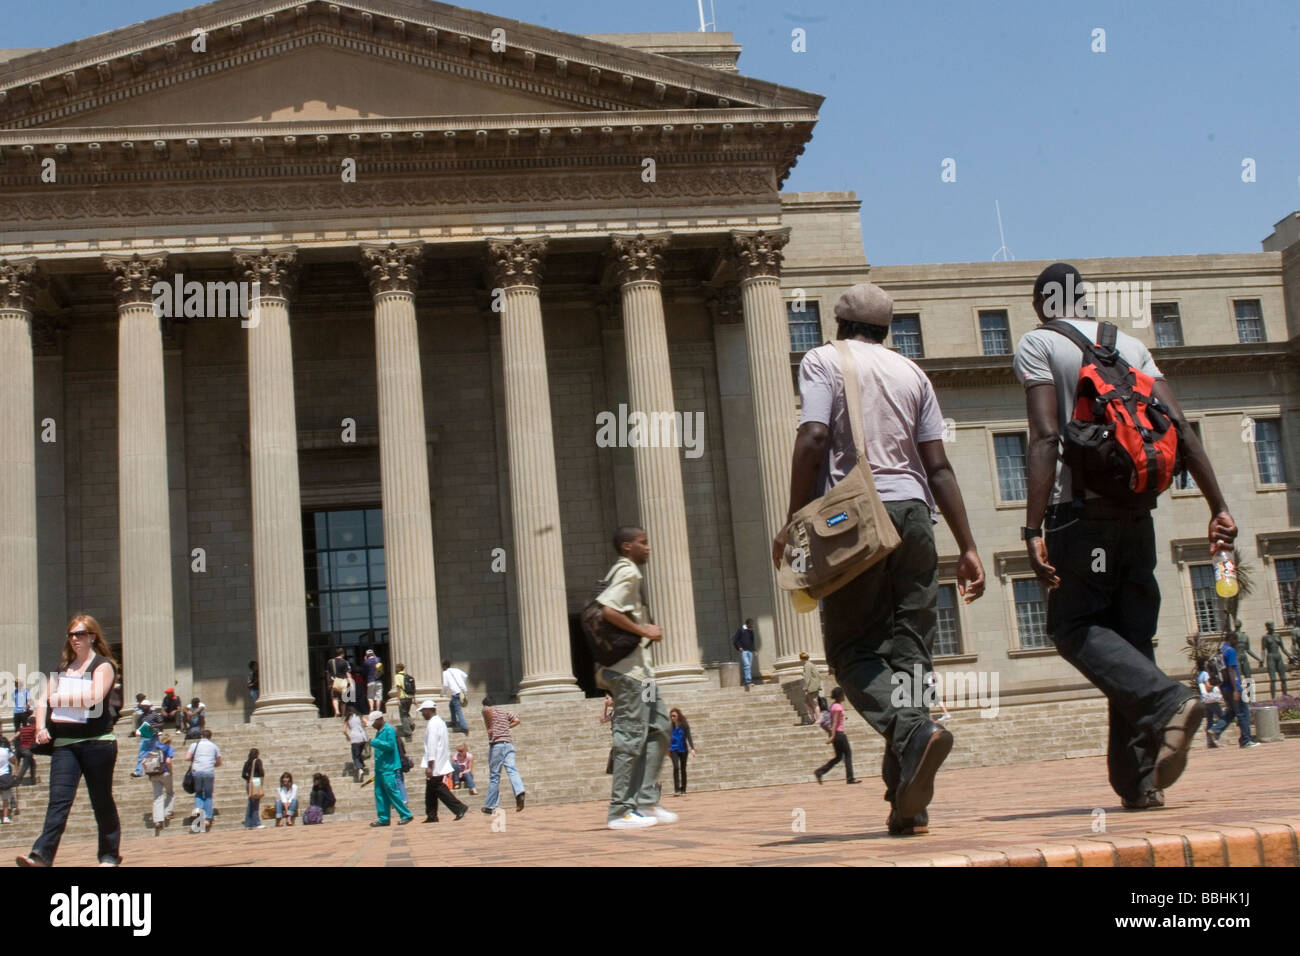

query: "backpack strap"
left=1041, top=319, right=1101, bottom=358
left=1096, top=321, right=1118, bottom=351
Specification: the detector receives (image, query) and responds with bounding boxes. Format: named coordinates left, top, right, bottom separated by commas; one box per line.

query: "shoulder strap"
left=1041, top=319, right=1099, bottom=358
left=1096, top=321, right=1118, bottom=350
left=831, top=341, right=869, bottom=459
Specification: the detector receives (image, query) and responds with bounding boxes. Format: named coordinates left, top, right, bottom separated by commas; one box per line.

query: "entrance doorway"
left=304, top=507, right=390, bottom=717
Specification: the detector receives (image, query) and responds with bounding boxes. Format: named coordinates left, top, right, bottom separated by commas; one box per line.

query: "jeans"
left=134, top=735, right=155, bottom=775
left=150, top=772, right=174, bottom=825
left=276, top=797, right=299, bottom=819
left=350, top=742, right=367, bottom=778
left=193, top=772, right=215, bottom=820
left=822, top=500, right=938, bottom=771
left=670, top=750, right=689, bottom=793
left=448, top=694, right=469, bottom=733
left=395, top=772, right=408, bottom=804
left=603, top=669, right=671, bottom=821
left=31, top=739, right=120, bottom=865
left=1224, top=692, right=1253, bottom=745
left=16, top=750, right=36, bottom=784
left=817, top=731, right=855, bottom=781
left=452, top=767, right=475, bottom=791
left=398, top=697, right=413, bottom=738
left=1044, top=503, right=1194, bottom=802
left=245, top=797, right=262, bottom=827
left=739, top=649, right=755, bottom=684
left=485, top=742, right=526, bottom=810
left=425, top=773, right=468, bottom=820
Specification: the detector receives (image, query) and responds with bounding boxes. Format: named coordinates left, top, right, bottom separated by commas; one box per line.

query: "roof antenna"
left=991, top=199, right=1014, bottom=261
left=697, top=0, right=717, bottom=31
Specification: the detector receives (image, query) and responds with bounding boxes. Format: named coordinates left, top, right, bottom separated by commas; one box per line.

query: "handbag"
left=182, top=739, right=205, bottom=795
left=248, top=770, right=264, bottom=801
left=777, top=340, right=901, bottom=600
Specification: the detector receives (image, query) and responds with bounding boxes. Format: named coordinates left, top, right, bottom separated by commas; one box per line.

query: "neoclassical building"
left=2, top=0, right=1296, bottom=723
left=0, top=0, right=848, bottom=717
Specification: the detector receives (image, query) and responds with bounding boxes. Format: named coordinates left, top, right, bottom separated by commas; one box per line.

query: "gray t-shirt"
left=187, top=739, right=220, bottom=775
left=798, top=340, right=946, bottom=514
left=1012, top=319, right=1163, bottom=504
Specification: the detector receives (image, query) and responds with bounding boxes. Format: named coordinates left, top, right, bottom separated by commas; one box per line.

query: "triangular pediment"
left=0, top=0, right=822, bottom=132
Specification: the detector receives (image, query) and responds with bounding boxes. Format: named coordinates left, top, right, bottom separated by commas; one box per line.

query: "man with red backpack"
left=1015, top=262, right=1238, bottom=811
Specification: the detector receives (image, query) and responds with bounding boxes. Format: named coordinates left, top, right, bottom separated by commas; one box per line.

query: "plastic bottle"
left=1213, top=549, right=1238, bottom=599
left=790, top=588, right=818, bottom=614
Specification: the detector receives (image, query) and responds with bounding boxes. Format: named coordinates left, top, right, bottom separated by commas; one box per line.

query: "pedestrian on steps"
left=419, top=700, right=468, bottom=823
left=344, top=705, right=369, bottom=783
left=241, top=748, right=265, bottom=829
left=668, top=709, right=696, bottom=796
left=366, top=712, right=413, bottom=827
left=800, top=652, right=822, bottom=725
left=814, top=688, right=859, bottom=786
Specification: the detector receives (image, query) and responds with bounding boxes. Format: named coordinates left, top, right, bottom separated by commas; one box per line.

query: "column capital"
left=104, top=252, right=168, bottom=308
left=33, top=314, right=69, bottom=355
left=360, top=240, right=424, bottom=296
left=233, top=245, right=299, bottom=300
left=484, top=236, right=548, bottom=291
left=609, top=231, right=672, bottom=286
left=729, top=228, right=792, bottom=282
left=705, top=284, right=744, bottom=325
left=0, top=257, right=40, bottom=312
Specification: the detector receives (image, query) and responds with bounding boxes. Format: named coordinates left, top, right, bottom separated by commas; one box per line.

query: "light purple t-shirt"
left=798, top=340, right=946, bottom=514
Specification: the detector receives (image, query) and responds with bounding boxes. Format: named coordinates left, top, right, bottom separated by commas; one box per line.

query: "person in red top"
left=16, top=718, right=38, bottom=786
left=814, top=687, right=859, bottom=787
left=479, top=698, right=525, bottom=814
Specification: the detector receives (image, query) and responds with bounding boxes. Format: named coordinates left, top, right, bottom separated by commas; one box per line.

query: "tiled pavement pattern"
left=15, top=737, right=1299, bottom=867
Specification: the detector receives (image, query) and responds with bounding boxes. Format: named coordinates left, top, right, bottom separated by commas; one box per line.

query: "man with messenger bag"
left=775, top=282, right=986, bottom=837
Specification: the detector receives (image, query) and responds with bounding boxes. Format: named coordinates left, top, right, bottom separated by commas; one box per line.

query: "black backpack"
left=402, top=673, right=415, bottom=696
left=579, top=569, right=646, bottom=667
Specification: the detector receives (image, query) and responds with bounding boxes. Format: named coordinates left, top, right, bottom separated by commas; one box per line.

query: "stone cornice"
left=609, top=232, right=671, bottom=286
left=0, top=0, right=822, bottom=124
left=104, top=252, right=168, bottom=307
left=232, top=245, right=298, bottom=299
left=729, top=228, right=791, bottom=281
left=360, top=240, right=423, bottom=296
left=485, top=236, right=547, bottom=290
left=1, top=167, right=777, bottom=230
left=0, top=257, right=39, bottom=311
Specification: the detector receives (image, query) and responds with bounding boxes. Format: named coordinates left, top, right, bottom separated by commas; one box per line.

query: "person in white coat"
left=419, top=701, right=469, bottom=823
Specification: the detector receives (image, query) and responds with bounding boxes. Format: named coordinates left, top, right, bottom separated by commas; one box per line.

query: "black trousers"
left=16, top=749, right=36, bottom=784
left=398, top=697, right=413, bottom=738
left=1045, top=503, right=1194, bottom=802
left=670, top=750, right=689, bottom=793
left=817, top=732, right=855, bottom=781
left=32, top=739, right=120, bottom=865
left=425, top=775, right=467, bottom=820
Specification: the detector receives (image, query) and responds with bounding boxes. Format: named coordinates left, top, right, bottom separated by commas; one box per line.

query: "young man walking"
left=441, top=660, right=470, bottom=735
left=596, top=526, right=677, bottom=830
left=417, top=701, right=468, bottom=823
left=479, top=698, right=526, bottom=814
left=776, top=282, right=986, bottom=837
left=1219, top=634, right=1259, bottom=749
left=1015, top=262, right=1239, bottom=810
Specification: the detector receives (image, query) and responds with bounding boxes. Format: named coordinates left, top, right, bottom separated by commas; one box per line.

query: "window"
left=979, top=310, right=1011, bottom=355
left=1234, top=299, right=1264, bottom=344
left=304, top=508, right=388, bottom=644
left=994, top=432, right=1029, bottom=502
left=1173, top=420, right=1202, bottom=491
left=787, top=301, right=822, bottom=353
left=1277, top=558, right=1299, bottom=628
left=934, top=584, right=963, bottom=656
left=890, top=314, right=924, bottom=359
left=1013, top=578, right=1049, bottom=649
left=1190, top=564, right=1220, bottom=633
left=1151, top=303, right=1184, bottom=347
left=1254, top=418, right=1286, bottom=484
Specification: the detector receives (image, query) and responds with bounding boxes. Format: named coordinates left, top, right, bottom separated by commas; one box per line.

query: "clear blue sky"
left=3, top=0, right=1297, bottom=264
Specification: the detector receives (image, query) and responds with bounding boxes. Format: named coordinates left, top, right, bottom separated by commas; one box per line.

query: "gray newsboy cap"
left=833, top=282, right=894, bottom=327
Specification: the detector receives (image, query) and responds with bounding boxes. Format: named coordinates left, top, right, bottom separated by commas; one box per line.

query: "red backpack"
left=1044, top=320, right=1181, bottom=502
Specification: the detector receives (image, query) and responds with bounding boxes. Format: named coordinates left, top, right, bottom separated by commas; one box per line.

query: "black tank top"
left=49, top=654, right=119, bottom=740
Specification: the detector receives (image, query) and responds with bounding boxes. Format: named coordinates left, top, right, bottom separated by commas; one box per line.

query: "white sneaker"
left=648, top=806, right=679, bottom=824
left=608, top=811, right=658, bottom=830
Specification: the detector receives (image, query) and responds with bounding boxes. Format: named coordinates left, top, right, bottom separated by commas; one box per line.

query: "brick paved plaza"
left=23, top=737, right=1300, bottom=867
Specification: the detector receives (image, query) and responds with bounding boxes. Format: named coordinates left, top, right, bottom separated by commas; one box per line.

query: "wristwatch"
left=1021, top=526, right=1042, bottom=541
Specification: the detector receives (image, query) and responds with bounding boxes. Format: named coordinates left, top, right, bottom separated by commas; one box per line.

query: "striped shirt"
left=485, top=708, right=517, bottom=744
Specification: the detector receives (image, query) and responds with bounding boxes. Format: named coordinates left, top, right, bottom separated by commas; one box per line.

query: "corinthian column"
left=0, top=259, right=40, bottom=682
left=234, top=247, right=316, bottom=718
left=609, top=233, right=704, bottom=684
left=485, top=237, right=580, bottom=698
left=106, top=253, right=175, bottom=703
left=361, top=242, right=443, bottom=704
left=729, top=229, right=821, bottom=681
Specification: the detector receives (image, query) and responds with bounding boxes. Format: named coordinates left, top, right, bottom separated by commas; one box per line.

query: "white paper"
left=50, top=675, right=91, bottom=724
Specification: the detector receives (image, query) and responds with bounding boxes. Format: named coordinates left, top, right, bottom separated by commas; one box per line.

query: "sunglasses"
left=67, top=630, right=92, bottom=639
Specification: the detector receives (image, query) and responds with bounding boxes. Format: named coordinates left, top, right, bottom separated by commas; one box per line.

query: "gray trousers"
left=603, top=669, right=672, bottom=821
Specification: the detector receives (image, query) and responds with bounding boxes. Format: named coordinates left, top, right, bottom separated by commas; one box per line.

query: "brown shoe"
left=894, top=722, right=953, bottom=819
left=1154, top=698, right=1204, bottom=790
left=1122, top=789, right=1166, bottom=811
left=887, top=807, right=929, bottom=836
